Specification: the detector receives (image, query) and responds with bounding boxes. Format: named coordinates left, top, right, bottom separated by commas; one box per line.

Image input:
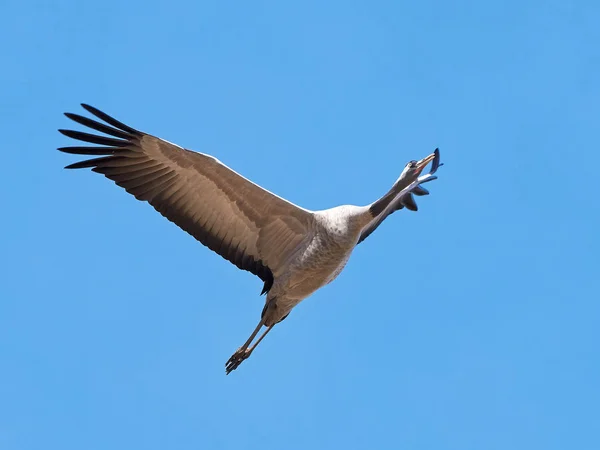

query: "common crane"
left=58, top=104, right=443, bottom=374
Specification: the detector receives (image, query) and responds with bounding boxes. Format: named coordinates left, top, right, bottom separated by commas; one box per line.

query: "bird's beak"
left=414, top=152, right=436, bottom=175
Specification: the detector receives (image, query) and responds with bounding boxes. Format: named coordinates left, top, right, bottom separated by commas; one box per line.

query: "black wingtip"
left=64, top=160, right=96, bottom=169
left=403, top=193, right=418, bottom=211
left=80, top=103, right=104, bottom=117
left=77, top=103, right=142, bottom=136
left=63, top=112, right=81, bottom=121
left=412, top=186, right=430, bottom=196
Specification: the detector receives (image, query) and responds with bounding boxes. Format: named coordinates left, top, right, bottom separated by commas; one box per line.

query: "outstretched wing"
left=59, top=104, right=313, bottom=294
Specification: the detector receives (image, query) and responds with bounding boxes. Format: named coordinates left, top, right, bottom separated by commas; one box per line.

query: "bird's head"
left=399, top=149, right=439, bottom=180
left=368, top=148, right=442, bottom=218
left=394, top=148, right=441, bottom=188
left=390, top=148, right=442, bottom=211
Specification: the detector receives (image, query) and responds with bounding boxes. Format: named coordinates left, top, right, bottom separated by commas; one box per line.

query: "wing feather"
left=58, top=104, right=314, bottom=294
left=357, top=150, right=441, bottom=244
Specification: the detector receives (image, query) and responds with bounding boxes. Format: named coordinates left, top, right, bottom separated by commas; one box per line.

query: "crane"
left=58, top=104, right=443, bottom=374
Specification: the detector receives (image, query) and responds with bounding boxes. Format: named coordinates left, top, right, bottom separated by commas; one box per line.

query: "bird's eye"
left=408, top=160, right=417, bottom=168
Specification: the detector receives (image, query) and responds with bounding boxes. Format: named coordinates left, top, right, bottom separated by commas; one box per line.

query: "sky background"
left=1, top=0, right=599, bottom=449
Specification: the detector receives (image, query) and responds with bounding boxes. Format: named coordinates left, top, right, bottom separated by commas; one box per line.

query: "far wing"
left=357, top=151, right=442, bottom=244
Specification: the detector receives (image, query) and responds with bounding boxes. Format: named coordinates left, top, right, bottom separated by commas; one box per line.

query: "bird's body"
left=264, top=205, right=368, bottom=324
left=58, top=104, right=442, bottom=374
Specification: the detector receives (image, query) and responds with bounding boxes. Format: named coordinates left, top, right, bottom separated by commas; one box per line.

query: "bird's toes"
left=225, top=348, right=252, bottom=374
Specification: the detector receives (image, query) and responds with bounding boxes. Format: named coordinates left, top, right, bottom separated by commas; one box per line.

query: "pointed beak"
left=414, top=152, right=436, bottom=175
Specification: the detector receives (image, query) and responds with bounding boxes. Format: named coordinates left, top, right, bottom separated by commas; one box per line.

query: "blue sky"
left=2, top=0, right=599, bottom=448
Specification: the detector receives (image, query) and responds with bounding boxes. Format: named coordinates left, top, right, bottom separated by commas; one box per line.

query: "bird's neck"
left=368, top=172, right=419, bottom=220
left=317, top=205, right=373, bottom=235
left=368, top=188, right=398, bottom=219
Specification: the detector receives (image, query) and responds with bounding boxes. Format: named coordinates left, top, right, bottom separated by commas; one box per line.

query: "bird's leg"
left=225, top=317, right=265, bottom=374
left=247, top=325, right=275, bottom=354
left=225, top=321, right=278, bottom=374
left=226, top=324, right=276, bottom=375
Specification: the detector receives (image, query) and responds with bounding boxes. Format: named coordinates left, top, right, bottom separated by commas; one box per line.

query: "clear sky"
left=2, top=0, right=599, bottom=449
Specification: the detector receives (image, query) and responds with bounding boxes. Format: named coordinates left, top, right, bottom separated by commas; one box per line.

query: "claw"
left=225, top=348, right=252, bottom=375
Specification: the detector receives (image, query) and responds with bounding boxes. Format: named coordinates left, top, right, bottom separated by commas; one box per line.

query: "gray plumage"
left=58, top=104, right=442, bottom=374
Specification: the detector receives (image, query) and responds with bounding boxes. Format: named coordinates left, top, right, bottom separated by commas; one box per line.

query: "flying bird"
left=58, top=104, right=443, bottom=374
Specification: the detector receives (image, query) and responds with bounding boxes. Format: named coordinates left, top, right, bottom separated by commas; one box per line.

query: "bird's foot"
left=225, top=347, right=252, bottom=375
